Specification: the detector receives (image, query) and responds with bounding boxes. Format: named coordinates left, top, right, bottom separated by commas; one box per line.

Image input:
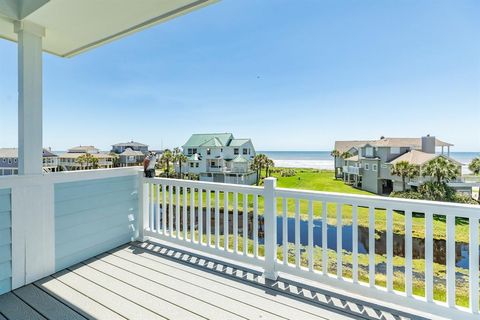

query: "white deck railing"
left=140, top=176, right=480, bottom=320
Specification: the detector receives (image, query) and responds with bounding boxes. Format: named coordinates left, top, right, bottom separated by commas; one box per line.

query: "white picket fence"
left=139, top=176, right=480, bottom=319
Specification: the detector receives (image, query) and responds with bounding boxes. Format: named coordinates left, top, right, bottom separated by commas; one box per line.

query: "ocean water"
left=261, top=151, right=479, bottom=174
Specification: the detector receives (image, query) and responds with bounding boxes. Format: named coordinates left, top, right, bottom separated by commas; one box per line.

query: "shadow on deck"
left=0, top=241, right=430, bottom=320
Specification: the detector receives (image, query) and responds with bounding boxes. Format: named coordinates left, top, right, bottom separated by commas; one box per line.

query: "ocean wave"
left=272, top=159, right=472, bottom=174
left=272, top=159, right=334, bottom=170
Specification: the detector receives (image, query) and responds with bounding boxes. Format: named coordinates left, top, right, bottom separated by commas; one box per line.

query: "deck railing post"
left=137, top=172, right=149, bottom=241
left=263, top=177, right=278, bottom=280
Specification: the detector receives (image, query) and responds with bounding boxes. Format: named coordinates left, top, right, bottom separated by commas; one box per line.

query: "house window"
left=365, top=163, right=370, bottom=170
left=14, top=158, right=17, bottom=163
left=195, top=163, right=199, bottom=168
left=365, top=147, right=373, bottom=157
left=234, top=148, right=239, bottom=155
left=187, top=148, right=192, bottom=155
left=7, top=159, right=12, bottom=164
left=391, top=147, right=400, bottom=154
left=2, top=158, right=5, bottom=163
left=211, top=161, right=215, bottom=166
left=192, top=148, right=197, bottom=154
left=243, top=148, right=248, bottom=155
left=207, top=149, right=211, bottom=155
left=372, top=164, right=378, bottom=172
left=190, top=163, right=194, bottom=168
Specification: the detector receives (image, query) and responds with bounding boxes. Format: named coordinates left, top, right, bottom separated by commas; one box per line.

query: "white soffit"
left=0, top=0, right=217, bottom=57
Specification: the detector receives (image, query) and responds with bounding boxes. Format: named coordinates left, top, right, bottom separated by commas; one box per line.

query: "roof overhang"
left=0, top=0, right=217, bottom=57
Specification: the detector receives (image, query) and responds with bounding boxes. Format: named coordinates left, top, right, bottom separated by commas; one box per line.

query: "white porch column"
left=14, top=21, right=45, bottom=175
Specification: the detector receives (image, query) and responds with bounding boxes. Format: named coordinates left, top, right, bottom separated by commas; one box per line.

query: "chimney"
left=421, top=135, right=435, bottom=154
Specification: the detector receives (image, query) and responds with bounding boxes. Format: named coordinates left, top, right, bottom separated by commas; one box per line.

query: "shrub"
left=280, top=169, right=296, bottom=177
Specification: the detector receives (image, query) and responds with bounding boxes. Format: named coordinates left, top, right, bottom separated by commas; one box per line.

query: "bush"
left=280, top=169, right=296, bottom=177
left=390, top=191, right=424, bottom=200
left=391, top=181, right=479, bottom=205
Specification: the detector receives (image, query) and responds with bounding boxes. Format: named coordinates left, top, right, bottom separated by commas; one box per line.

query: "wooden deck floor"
left=0, top=241, right=426, bottom=320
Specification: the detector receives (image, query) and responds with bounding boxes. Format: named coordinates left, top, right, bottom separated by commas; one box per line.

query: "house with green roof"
left=178, top=133, right=257, bottom=184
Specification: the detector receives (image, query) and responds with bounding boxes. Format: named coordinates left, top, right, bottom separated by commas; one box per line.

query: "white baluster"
left=295, top=199, right=300, bottom=269
left=352, top=205, right=358, bottom=283
left=283, top=197, right=288, bottom=265
left=308, top=200, right=314, bottom=272
left=206, top=190, right=211, bottom=246
left=253, top=194, right=259, bottom=258
left=175, top=186, right=180, bottom=239
left=386, top=208, right=393, bottom=292
left=405, top=210, right=413, bottom=297
left=469, top=217, right=479, bottom=314
left=369, top=206, right=375, bottom=287
left=224, top=191, right=229, bottom=250
left=336, top=203, right=342, bottom=279
left=243, top=193, right=248, bottom=256
left=425, top=212, right=433, bottom=302
left=183, top=186, right=187, bottom=240
left=198, top=189, right=203, bottom=245
left=322, top=201, right=328, bottom=275
left=233, top=192, right=238, bottom=254
left=190, top=186, right=195, bottom=243
left=168, top=185, right=173, bottom=237
left=446, top=214, right=455, bottom=307
left=215, top=190, right=220, bottom=249
left=155, top=184, right=160, bottom=234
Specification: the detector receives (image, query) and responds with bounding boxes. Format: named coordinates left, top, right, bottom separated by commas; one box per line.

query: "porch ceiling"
left=0, top=0, right=217, bottom=57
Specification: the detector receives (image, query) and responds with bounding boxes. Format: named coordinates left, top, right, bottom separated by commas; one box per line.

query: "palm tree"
left=76, top=155, right=87, bottom=170
left=422, top=157, right=460, bottom=184
left=469, top=157, right=480, bottom=175
left=340, top=151, right=353, bottom=159
left=265, top=158, right=275, bottom=177
left=175, top=153, right=188, bottom=178
left=391, top=161, right=419, bottom=191
left=330, top=149, right=340, bottom=158
left=161, top=149, right=174, bottom=178
left=251, top=154, right=264, bottom=185
left=90, top=156, right=99, bottom=169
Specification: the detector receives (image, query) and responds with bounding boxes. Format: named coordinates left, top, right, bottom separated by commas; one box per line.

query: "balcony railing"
left=140, top=176, right=480, bottom=320
left=1, top=169, right=479, bottom=319
left=343, top=165, right=362, bottom=175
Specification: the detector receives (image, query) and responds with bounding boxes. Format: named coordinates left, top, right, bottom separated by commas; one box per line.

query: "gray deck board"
left=125, top=243, right=356, bottom=320
left=14, top=284, right=85, bottom=320
left=35, top=276, right=126, bottom=320
left=109, top=248, right=335, bottom=320
left=83, top=257, right=250, bottom=320
left=0, top=241, right=423, bottom=320
left=53, top=269, right=164, bottom=319
left=69, top=263, right=204, bottom=320
left=0, top=292, right=46, bottom=320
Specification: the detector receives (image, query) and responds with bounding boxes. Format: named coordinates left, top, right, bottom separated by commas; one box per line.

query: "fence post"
left=263, top=177, right=278, bottom=280
left=137, top=172, right=149, bottom=241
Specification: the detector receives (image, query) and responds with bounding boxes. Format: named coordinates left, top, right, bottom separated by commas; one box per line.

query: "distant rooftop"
left=389, top=150, right=461, bottom=166
left=334, top=136, right=453, bottom=153
left=183, top=133, right=234, bottom=148
left=113, top=141, right=148, bottom=148
left=0, top=148, right=58, bottom=158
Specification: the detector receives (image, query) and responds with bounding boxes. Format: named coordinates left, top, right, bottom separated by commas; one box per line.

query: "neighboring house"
left=177, top=133, right=257, bottom=185
left=335, top=135, right=460, bottom=194
left=59, top=146, right=114, bottom=171
left=111, top=141, right=149, bottom=167
left=0, top=148, right=59, bottom=175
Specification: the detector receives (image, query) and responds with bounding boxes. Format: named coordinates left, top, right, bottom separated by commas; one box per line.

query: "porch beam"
left=14, top=21, right=45, bottom=175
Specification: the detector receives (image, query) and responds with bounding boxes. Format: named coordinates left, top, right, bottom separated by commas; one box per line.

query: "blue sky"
left=0, top=0, right=479, bottom=151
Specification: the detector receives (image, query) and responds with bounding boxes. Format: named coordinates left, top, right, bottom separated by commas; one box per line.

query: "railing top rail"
left=0, top=167, right=141, bottom=188
left=144, top=177, right=264, bottom=195
left=276, top=187, right=480, bottom=216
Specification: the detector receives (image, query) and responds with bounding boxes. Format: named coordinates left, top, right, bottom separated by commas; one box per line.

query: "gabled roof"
left=229, top=139, right=250, bottom=147
left=200, top=137, right=223, bottom=148
left=388, top=150, right=461, bottom=166
left=334, top=141, right=373, bottom=153
left=113, top=141, right=148, bottom=148
left=368, top=138, right=453, bottom=148
left=120, top=148, right=145, bottom=156
left=68, top=145, right=98, bottom=153
left=183, top=133, right=233, bottom=148
left=0, top=148, right=58, bottom=158
left=232, top=155, right=248, bottom=163
left=345, top=155, right=359, bottom=162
